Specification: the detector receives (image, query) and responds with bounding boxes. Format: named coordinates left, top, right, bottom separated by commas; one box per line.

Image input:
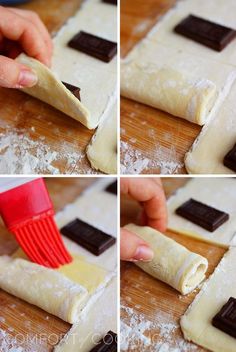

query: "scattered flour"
left=0, top=129, right=94, bottom=174
left=120, top=304, right=198, bottom=352
left=120, top=140, right=183, bottom=175
left=0, top=329, right=24, bottom=352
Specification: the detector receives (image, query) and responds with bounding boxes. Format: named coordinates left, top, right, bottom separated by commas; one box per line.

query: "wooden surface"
left=120, top=178, right=226, bottom=351
left=120, top=0, right=201, bottom=175
left=0, top=178, right=97, bottom=352
left=0, top=0, right=101, bottom=175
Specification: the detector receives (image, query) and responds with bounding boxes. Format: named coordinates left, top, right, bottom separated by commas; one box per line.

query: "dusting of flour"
left=0, top=129, right=96, bottom=174
left=120, top=140, right=183, bottom=175
left=120, top=304, right=198, bottom=352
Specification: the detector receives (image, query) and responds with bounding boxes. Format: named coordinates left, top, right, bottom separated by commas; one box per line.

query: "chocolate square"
left=174, top=15, right=236, bottom=51
left=102, top=0, right=117, bottom=4
left=223, top=143, right=236, bottom=172
left=68, top=31, right=117, bottom=62
left=61, top=219, right=116, bottom=256
left=106, top=181, right=117, bottom=195
left=90, top=331, right=117, bottom=351
left=62, top=82, right=81, bottom=101
left=212, top=297, right=236, bottom=338
left=176, top=198, right=229, bottom=232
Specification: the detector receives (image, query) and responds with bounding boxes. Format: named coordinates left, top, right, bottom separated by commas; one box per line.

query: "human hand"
left=0, top=7, right=53, bottom=88
left=120, top=178, right=167, bottom=262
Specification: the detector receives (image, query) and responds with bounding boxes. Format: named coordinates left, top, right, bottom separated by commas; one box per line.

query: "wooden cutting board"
left=0, top=178, right=97, bottom=352
left=120, top=0, right=201, bottom=175
left=0, top=0, right=100, bottom=175
left=120, top=178, right=226, bottom=351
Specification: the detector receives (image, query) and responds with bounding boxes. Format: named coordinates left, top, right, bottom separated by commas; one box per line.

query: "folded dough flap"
left=0, top=255, right=89, bottom=324
left=121, top=61, right=217, bottom=125
left=125, top=224, right=208, bottom=295
left=16, top=54, right=93, bottom=129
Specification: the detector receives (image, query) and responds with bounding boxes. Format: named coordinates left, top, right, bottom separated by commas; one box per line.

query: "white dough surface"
left=168, top=178, right=236, bottom=247
left=181, top=247, right=236, bottom=352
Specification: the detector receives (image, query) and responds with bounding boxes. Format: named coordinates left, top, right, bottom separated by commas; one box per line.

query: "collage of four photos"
left=0, top=0, right=235, bottom=351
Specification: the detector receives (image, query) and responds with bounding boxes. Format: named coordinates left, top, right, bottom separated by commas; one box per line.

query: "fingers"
left=0, top=55, right=37, bottom=88
left=120, top=228, right=153, bottom=262
left=121, top=178, right=168, bottom=232
left=7, top=8, right=53, bottom=65
left=0, top=6, right=50, bottom=66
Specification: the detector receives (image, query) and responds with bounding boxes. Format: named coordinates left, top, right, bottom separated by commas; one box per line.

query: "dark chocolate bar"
left=62, top=82, right=81, bottom=101
left=106, top=181, right=117, bottom=195
left=174, top=14, right=236, bottom=51
left=102, top=0, right=117, bottom=4
left=90, top=331, right=117, bottom=352
left=175, top=198, right=229, bottom=232
left=61, top=219, right=116, bottom=255
left=212, top=297, right=236, bottom=338
left=223, top=143, right=236, bottom=172
left=68, top=31, right=117, bottom=62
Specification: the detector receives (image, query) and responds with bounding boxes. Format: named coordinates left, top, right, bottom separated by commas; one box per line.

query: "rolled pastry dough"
left=16, top=54, right=92, bottom=128
left=181, top=247, right=236, bottom=352
left=124, top=224, right=208, bottom=295
left=87, top=104, right=117, bottom=174
left=121, top=0, right=236, bottom=125
left=185, top=80, right=236, bottom=174
left=0, top=255, right=89, bottom=324
left=168, top=178, right=236, bottom=247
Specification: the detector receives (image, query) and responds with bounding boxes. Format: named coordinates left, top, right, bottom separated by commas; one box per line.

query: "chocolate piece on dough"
left=106, top=181, right=117, bottom=195
left=90, top=331, right=117, bottom=351
left=212, top=297, right=236, bottom=338
left=174, top=14, right=236, bottom=51
left=223, top=143, right=236, bottom=172
left=68, top=31, right=117, bottom=62
left=102, top=0, right=117, bottom=5
left=176, top=198, right=229, bottom=232
left=61, top=219, right=116, bottom=255
left=62, top=82, right=81, bottom=101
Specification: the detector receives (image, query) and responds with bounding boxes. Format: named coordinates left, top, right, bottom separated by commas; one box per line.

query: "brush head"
left=0, top=178, right=72, bottom=268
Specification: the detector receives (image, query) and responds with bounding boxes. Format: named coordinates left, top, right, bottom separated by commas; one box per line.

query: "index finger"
left=121, top=178, right=168, bottom=232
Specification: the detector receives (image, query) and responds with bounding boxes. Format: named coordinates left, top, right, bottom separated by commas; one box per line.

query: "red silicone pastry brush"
left=0, top=178, right=72, bottom=268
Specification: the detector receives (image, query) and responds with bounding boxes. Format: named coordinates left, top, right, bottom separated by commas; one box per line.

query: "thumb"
left=120, top=228, right=154, bottom=262
left=0, top=55, right=38, bottom=88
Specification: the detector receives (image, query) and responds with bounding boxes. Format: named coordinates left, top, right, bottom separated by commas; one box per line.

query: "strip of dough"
left=124, top=224, right=208, bottom=295
left=16, top=54, right=92, bottom=128
left=121, top=0, right=236, bottom=125
left=87, top=104, right=117, bottom=174
left=0, top=255, right=89, bottom=324
left=180, top=247, right=236, bottom=352
left=185, top=79, right=236, bottom=174
left=168, top=178, right=236, bottom=247
left=52, top=0, right=117, bottom=128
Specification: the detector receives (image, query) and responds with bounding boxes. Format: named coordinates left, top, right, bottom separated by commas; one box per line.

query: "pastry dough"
left=52, top=0, right=117, bottom=128
left=0, top=255, right=89, bottom=324
left=181, top=247, right=236, bottom=352
left=17, top=0, right=117, bottom=129
left=16, top=54, right=91, bottom=128
left=124, top=224, right=208, bottom=295
left=168, top=178, right=236, bottom=247
left=87, top=104, right=117, bottom=174
left=55, top=277, right=117, bottom=352
left=185, top=80, right=236, bottom=174
left=121, top=0, right=236, bottom=125
left=148, top=0, right=236, bottom=67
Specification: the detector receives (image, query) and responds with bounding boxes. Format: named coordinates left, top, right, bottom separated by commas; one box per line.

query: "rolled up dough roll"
left=0, top=256, right=88, bottom=323
left=16, top=54, right=92, bottom=129
left=125, top=224, right=208, bottom=294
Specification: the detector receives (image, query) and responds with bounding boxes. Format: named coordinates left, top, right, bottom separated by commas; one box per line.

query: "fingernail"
left=17, top=69, right=38, bottom=88
left=131, top=245, right=154, bottom=262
